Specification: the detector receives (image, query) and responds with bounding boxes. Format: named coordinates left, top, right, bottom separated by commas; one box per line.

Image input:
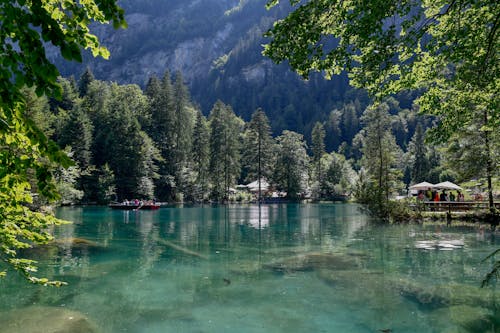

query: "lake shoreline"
left=409, top=210, right=500, bottom=229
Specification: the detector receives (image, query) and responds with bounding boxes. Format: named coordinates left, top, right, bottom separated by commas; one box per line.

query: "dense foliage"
left=16, top=67, right=494, bottom=213
left=0, top=0, right=125, bottom=283
left=30, top=69, right=469, bottom=209
left=264, top=0, right=499, bottom=210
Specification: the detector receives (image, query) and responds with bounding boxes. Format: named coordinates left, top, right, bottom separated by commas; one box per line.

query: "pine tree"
left=57, top=105, right=94, bottom=170
left=21, top=87, right=54, bottom=137
left=78, top=67, right=95, bottom=97
left=145, top=74, right=161, bottom=99
left=191, top=111, right=210, bottom=201
left=172, top=71, right=194, bottom=194
left=340, top=103, right=360, bottom=144
left=408, top=123, right=430, bottom=183
left=273, top=130, right=309, bottom=200
left=209, top=101, right=242, bottom=201
left=325, top=109, right=342, bottom=151
left=148, top=71, right=174, bottom=146
left=359, top=102, right=402, bottom=217
left=147, top=71, right=176, bottom=200
left=311, top=122, right=326, bottom=200
left=241, top=108, right=275, bottom=201
left=311, top=123, right=325, bottom=173
left=80, top=80, right=111, bottom=170
left=90, top=83, right=159, bottom=200
left=50, top=77, right=79, bottom=113
left=136, top=132, right=161, bottom=199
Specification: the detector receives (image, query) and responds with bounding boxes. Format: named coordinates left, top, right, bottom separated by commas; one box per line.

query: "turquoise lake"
left=0, top=203, right=498, bottom=332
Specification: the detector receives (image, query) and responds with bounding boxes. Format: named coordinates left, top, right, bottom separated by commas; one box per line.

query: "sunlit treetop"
left=264, top=0, right=499, bottom=130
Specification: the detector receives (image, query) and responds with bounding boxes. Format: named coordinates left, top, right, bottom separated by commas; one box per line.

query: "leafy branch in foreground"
left=0, top=0, right=126, bottom=284
left=0, top=103, right=71, bottom=285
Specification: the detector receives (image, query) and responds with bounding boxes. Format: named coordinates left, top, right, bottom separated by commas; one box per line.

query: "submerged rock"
left=317, top=269, right=385, bottom=287
left=317, top=269, right=402, bottom=305
left=263, top=252, right=359, bottom=273
left=25, top=238, right=108, bottom=259
left=395, top=280, right=500, bottom=310
left=0, top=306, right=99, bottom=333
left=430, top=305, right=498, bottom=333
left=318, top=269, right=500, bottom=326
left=54, top=238, right=106, bottom=251
left=229, top=261, right=262, bottom=276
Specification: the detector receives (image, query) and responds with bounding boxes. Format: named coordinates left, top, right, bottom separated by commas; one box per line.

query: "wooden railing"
left=416, top=201, right=500, bottom=212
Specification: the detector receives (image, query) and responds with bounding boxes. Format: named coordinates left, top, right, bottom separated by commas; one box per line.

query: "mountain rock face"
left=53, top=0, right=362, bottom=138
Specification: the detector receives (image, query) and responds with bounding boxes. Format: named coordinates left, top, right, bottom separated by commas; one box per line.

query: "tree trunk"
left=482, top=114, right=495, bottom=212
left=258, top=131, right=262, bottom=203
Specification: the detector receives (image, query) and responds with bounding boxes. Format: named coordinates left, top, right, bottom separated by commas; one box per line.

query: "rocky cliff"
left=52, top=0, right=360, bottom=139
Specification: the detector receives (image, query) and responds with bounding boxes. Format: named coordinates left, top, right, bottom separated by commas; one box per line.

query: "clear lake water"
left=0, top=203, right=498, bottom=333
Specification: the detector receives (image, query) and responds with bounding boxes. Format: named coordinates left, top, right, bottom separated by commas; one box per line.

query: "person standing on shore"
left=426, top=188, right=433, bottom=201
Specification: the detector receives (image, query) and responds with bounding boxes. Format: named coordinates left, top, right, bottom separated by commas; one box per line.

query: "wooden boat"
left=109, top=203, right=160, bottom=210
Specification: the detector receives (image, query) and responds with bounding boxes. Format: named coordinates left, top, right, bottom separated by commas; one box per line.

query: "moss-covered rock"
left=55, top=260, right=130, bottom=281
left=317, top=269, right=403, bottom=305
left=430, top=305, right=498, bottom=333
left=318, top=270, right=500, bottom=328
left=395, top=280, right=499, bottom=309
left=0, top=306, right=99, bottom=333
left=23, top=238, right=108, bottom=259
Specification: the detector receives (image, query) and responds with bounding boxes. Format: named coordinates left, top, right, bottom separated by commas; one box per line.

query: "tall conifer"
left=209, top=101, right=242, bottom=201
left=191, top=111, right=210, bottom=201
left=359, top=102, right=402, bottom=216
left=242, top=108, right=275, bottom=200
left=78, top=67, right=95, bottom=97
left=147, top=71, right=176, bottom=200
left=311, top=122, right=326, bottom=176
left=172, top=71, right=194, bottom=193
left=409, top=123, right=430, bottom=183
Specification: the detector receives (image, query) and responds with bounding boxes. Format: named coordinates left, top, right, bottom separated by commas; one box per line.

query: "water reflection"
left=245, top=204, right=269, bottom=229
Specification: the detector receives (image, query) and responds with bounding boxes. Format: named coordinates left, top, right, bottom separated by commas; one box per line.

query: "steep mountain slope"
left=52, top=0, right=367, bottom=142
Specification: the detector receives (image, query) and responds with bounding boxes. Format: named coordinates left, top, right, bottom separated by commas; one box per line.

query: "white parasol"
left=434, top=181, right=462, bottom=190
left=409, top=182, right=435, bottom=191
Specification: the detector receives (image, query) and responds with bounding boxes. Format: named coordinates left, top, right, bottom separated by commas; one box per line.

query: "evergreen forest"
left=26, top=68, right=498, bottom=209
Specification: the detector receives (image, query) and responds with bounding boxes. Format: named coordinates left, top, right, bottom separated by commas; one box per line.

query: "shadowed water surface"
left=0, top=203, right=498, bottom=332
